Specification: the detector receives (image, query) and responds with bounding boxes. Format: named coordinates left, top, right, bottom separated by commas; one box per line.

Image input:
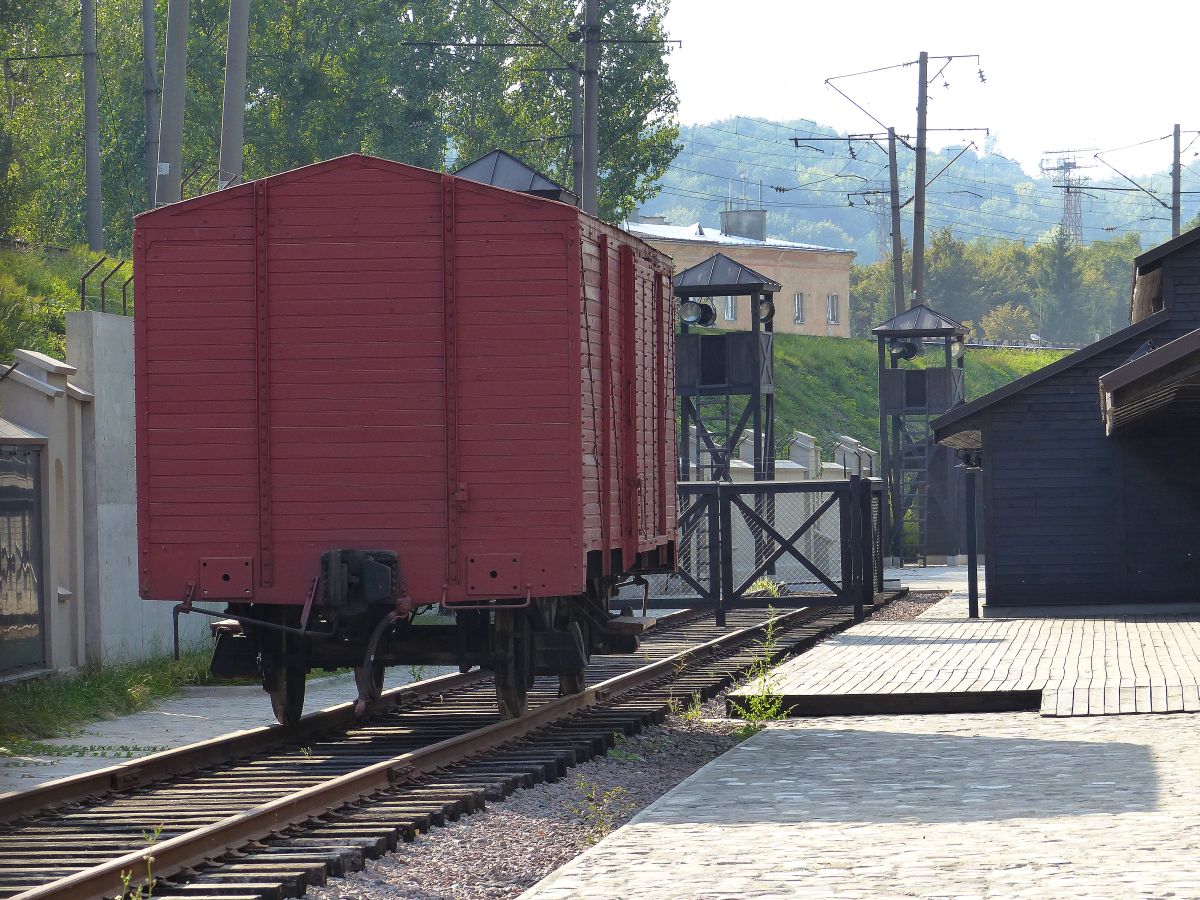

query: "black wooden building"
left=933, top=227, right=1200, bottom=610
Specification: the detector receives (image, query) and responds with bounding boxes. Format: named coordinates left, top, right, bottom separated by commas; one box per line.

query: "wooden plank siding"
left=135, top=154, right=675, bottom=607
left=965, top=236, right=1200, bottom=608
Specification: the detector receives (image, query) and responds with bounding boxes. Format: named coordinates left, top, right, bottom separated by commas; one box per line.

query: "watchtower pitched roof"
left=453, top=149, right=576, bottom=205
left=872, top=304, right=966, bottom=338
left=672, top=252, right=782, bottom=298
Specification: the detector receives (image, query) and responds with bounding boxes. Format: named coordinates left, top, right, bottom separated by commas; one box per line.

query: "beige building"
left=626, top=210, right=856, bottom=337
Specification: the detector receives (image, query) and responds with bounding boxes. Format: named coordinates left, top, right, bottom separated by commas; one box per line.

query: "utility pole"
left=888, top=127, right=905, bottom=317
left=570, top=67, right=583, bottom=203
left=1173, top=122, right=1182, bottom=238
left=910, top=50, right=928, bottom=308
left=82, top=0, right=103, bottom=250
left=155, top=0, right=190, bottom=206
left=581, top=0, right=600, bottom=216
left=142, top=0, right=160, bottom=209
left=218, top=0, right=251, bottom=189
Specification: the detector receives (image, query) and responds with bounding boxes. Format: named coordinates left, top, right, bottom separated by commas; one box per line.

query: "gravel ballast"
left=308, top=591, right=945, bottom=899
left=307, top=717, right=742, bottom=900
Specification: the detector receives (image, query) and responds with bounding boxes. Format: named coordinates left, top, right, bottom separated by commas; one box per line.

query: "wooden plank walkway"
left=730, top=593, right=1200, bottom=717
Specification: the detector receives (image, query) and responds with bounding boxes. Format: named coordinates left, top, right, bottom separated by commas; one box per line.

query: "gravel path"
left=307, top=718, right=743, bottom=900
left=864, top=589, right=946, bottom=621
left=307, top=591, right=940, bottom=900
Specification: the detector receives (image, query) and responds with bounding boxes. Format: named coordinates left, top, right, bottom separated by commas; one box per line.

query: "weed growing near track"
left=572, top=777, right=636, bottom=844
left=607, top=733, right=646, bottom=763
left=727, top=608, right=793, bottom=738
left=119, top=824, right=162, bottom=899
left=748, top=577, right=781, bottom=598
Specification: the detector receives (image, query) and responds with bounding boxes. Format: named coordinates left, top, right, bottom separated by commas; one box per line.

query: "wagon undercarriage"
left=205, top=568, right=647, bottom=725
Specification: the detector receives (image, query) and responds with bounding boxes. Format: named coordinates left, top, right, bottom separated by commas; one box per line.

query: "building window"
left=793, top=292, right=805, bottom=324
left=826, top=293, right=839, bottom=324
left=724, top=296, right=737, bottom=321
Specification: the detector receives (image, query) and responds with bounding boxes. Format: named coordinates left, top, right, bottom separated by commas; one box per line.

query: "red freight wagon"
left=135, top=154, right=677, bottom=723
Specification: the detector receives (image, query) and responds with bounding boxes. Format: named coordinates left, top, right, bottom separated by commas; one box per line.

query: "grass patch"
left=0, top=648, right=215, bottom=748
left=770, top=333, right=1066, bottom=451
left=0, top=245, right=127, bottom=361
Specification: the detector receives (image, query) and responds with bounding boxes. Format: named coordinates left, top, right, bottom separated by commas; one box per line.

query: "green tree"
left=2, top=0, right=679, bottom=253
left=980, top=302, right=1037, bottom=344
left=1032, top=227, right=1079, bottom=342
left=849, top=255, right=893, bottom=336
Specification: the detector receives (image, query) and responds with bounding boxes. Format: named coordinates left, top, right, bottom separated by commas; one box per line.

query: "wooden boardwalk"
left=730, top=594, right=1200, bottom=717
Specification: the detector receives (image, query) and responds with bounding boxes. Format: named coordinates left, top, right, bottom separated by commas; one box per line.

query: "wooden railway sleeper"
left=1, top=604, right=888, bottom=900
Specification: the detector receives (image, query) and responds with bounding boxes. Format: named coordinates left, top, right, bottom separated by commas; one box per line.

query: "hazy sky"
left=661, top=1, right=1194, bottom=179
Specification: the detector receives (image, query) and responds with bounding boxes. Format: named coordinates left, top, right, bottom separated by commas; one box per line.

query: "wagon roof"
left=134, top=153, right=581, bottom=224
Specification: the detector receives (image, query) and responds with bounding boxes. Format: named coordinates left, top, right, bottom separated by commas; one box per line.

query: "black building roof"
left=872, top=304, right=966, bottom=338
left=933, top=309, right=1171, bottom=450
left=672, top=252, right=782, bottom=298
left=1099, top=327, right=1200, bottom=434
left=453, top=149, right=576, bottom=205
left=1134, top=223, right=1200, bottom=271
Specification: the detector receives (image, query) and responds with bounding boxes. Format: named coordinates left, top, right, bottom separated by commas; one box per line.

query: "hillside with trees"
left=1, top=0, right=677, bottom=255
left=639, top=116, right=1195, bottom=263
left=851, top=228, right=1143, bottom=346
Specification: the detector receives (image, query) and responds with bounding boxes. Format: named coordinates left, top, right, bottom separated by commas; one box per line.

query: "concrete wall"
left=67, top=312, right=210, bottom=664
left=0, top=350, right=91, bottom=672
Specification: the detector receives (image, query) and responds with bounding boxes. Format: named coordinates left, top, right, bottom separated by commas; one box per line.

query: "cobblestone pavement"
left=0, top=667, right=453, bottom=794
left=733, top=581, right=1200, bottom=717
left=523, top=711, right=1200, bottom=899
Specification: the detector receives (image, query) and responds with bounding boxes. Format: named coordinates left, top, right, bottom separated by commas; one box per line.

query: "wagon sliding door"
left=616, top=246, right=671, bottom=561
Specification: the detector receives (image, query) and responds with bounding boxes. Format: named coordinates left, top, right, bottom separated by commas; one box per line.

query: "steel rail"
left=0, top=670, right=487, bottom=825
left=11, top=606, right=814, bottom=900
left=0, top=607, right=705, bottom=826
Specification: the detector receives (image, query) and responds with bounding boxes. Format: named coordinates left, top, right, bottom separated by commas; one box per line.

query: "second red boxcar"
left=135, top=154, right=676, bottom=721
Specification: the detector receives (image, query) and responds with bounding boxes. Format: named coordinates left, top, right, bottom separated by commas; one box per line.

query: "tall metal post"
left=82, top=0, right=103, bottom=250
left=876, top=339, right=891, bottom=561
left=750, top=292, right=763, bottom=480
left=966, top=463, right=979, bottom=618
left=570, top=67, right=583, bottom=204
left=156, top=0, right=190, bottom=206
left=218, top=0, right=251, bottom=189
left=1172, top=123, right=1182, bottom=238
left=142, top=0, right=160, bottom=209
left=888, top=127, right=905, bottom=316
left=678, top=321, right=691, bottom=481
left=581, top=0, right=600, bottom=215
left=911, top=51, right=928, bottom=307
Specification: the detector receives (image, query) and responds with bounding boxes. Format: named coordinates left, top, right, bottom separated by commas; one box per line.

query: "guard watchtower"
left=674, top=253, right=780, bottom=482
left=873, top=305, right=967, bottom=563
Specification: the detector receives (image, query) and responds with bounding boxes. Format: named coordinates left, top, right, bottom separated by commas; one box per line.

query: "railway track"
left=0, top=597, right=898, bottom=900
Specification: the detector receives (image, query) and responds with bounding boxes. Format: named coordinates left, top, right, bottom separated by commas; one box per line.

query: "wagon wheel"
left=263, top=627, right=306, bottom=726
left=265, top=654, right=306, bottom=726
left=558, top=621, right=589, bottom=697
left=494, top=608, right=531, bottom=719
